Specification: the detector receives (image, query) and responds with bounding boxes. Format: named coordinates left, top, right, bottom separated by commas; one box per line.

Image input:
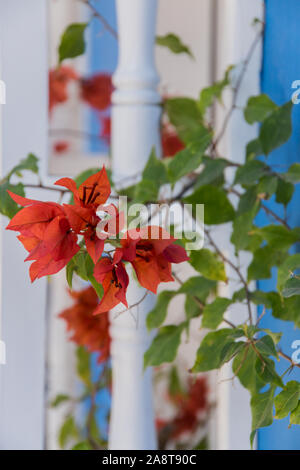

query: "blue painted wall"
left=258, top=0, right=300, bottom=450
left=86, top=0, right=118, bottom=153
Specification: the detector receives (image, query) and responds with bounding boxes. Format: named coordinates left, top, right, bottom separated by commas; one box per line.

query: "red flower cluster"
left=6, top=192, right=80, bottom=282
left=93, top=226, right=188, bottom=315
left=6, top=167, right=112, bottom=281
left=49, top=68, right=112, bottom=115
left=161, top=124, right=185, bottom=158
left=53, top=141, right=70, bottom=154
left=7, top=167, right=188, bottom=314
left=49, top=66, right=78, bottom=112
left=59, top=286, right=110, bottom=364
left=156, top=376, right=208, bottom=444
left=81, top=73, right=113, bottom=111
left=171, top=377, right=208, bottom=439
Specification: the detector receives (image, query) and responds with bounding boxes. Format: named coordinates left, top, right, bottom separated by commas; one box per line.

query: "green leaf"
left=255, top=355, right=283, bottom=388
left=156, top=33, right=193, bottom=58
left=72, top=442, right=92, bottom=450
left=134, top=179, right=158, bottom=203
left=232, top=287, right=247, bottom=302
left=144, top=324, right=185, bottom=367
left=165, top=97, right=203, bottom=143
left=253, top=225, right=300, bottom=250
left=261, top=328, right=282, bottom=346
left=89, top=276, right=104, bottom=300
left=271, top=293, right=300, bottom=325
left=248, top=245, right=287, bottom=281
left=76, top=346, right=91, bottom=387
left=193, top=437, right=209, bottom=450
left=168, top=366, right=183, bottom=397
left=59, top=415, right=79, bottom=449
left=251, top=388, right=274, bottom=433
left=167, top=148, right=203, bottom=183
left=277, top=254, right=300, bottom=291
left=51, top=394, right=70, bottom=407
left=85, top=254, right=104, bottom=299
left=282, top=277, right=300, bottom=298
left=284, top=163, right=300, bottom=183
left=255, top=335, right=278, bottom=359
left=66, top=260, right=76, bottom=289
left=290, top=401, right=300, bottom=425
left=202, top=297, right=232, bottom=329
left=58, top=23, right=88, bottom=63
left=179, top=276, right=216, bottom=303
left=249, top=290, right=273, bottom=309
left=194, top=157, right=227, bottom=187
left=6, top=153, right=39, bottom=180
left=142, top=147, right=168, bottom=187
left=237, top=187, right=259, bottom=215
left=189, top=249, right=226, bottom=281
left=259, top=101, right=293, bottom=155
left=192, top=328, right=243, bottom=372
left=275, top=178, right=294, bottom=206
left=220, top=341, right=245, bottom=365
left=0, top=182, right=25, bottom=218
left=274, top=381, right=300, bottom=419
left=184, top=296, right=201, bottom=320
left=72, top=252, right=88, bottom=281
left=234, top=160, right=267, bottom=185
left=256, top=175, right=278, bottom=198
left=146, top=290, right=176, bottom=330
left=184, top=185, right=235, bottom=225
left=244, top=94, right=277, bottom=124
left=198, top=67, right=232, bottom=115
left=231, top=209, right=259, bottom=252
left=233, top=346, right=265, bottom=393
left=246, top=138, right=263, bottom=161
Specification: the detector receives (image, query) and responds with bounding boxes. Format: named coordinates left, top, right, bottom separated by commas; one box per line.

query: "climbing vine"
left=2, top=1, right=300, bottom=449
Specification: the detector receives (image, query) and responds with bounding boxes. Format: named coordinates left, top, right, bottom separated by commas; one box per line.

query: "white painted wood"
left=47, top=0, right=111, bottom=177
left=45, top=271, right=78, bottom=450
left=213, top=0, right=264, bottom=450
left=0, top=0, right=49, bottom=449
left=156, top=0, right=214, bottom=97
left=109, top=0, right=160, bottom=450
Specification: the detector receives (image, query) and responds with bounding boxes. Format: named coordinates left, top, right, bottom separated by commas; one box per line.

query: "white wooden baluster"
left=109, top=0, right=161, bottom=450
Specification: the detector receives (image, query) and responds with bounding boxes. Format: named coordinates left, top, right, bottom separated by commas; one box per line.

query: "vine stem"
left=204, top=228, right=253, bottom=326
left=211, top=27, right=264, bottom=155
left=229, top=187, right=291, bottom=230
left=278, top=350, right=300, bottom=370
left=113, top=291, right=149, bottom=319
left=172, top=271, right=236, bottom=329
left=79, top=0, right=118, bottom=40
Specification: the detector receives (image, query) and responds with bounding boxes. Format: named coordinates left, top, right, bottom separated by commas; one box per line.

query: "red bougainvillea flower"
left=100, top=116, right=111, bottom=145
left=49, top=66, right=78, bottom=112
left=114, top=226, right=189, bottom=294
left=60, top=286, right=110, bottom=364
left=171, top=377, right=208, bottom=439
left=6, top=192, right=80, bottom=282
left=161, top=124, right=185, bottom=158
left=53, top=140, right=70, bottom=154
left=55, top=167, right=114, bottom=263
left=55, top=166, right=111, bottom=209
left=80, top=73, right=113, bottom=111
left=93, top=257, right=129, bottom=315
